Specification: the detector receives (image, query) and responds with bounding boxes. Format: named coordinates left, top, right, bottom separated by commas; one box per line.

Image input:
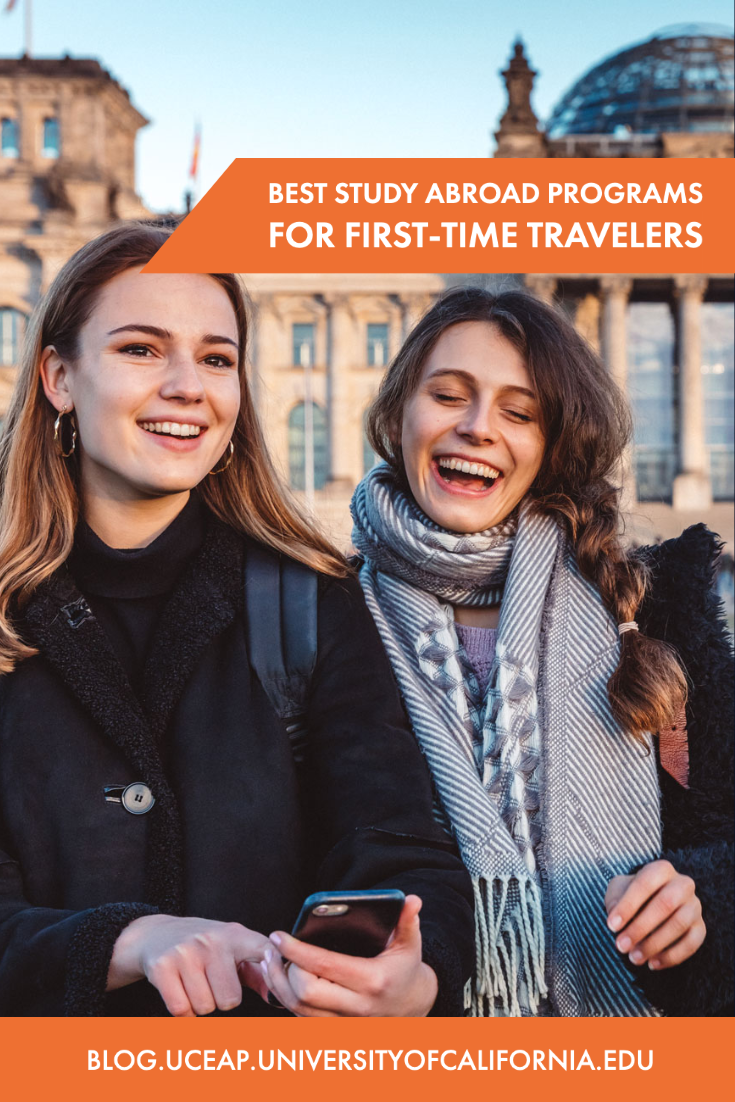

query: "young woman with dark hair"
left=351, top=288, right=733, bottom=1017
left=0, top=223, right=474, bottom=1017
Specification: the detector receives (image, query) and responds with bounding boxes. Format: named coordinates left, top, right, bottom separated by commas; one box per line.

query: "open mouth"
left=434, top=456, right=502, bottom=494
left=140, top=421, right=204, bottom=438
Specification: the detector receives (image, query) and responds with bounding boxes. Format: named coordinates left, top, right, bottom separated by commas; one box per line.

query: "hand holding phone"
left=262, top=892, right=438, bottom=1017
left=291, top=889, right=406, bottom=957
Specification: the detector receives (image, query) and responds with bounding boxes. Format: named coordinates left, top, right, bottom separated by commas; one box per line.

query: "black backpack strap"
left=244, top=544, right=318, bottom=764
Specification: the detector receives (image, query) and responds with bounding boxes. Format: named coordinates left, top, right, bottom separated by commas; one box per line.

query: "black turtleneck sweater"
left=67, top=494, right=206, bottom=700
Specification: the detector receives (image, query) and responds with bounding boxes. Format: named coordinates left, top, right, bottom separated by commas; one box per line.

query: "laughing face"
left=400, top=321, right=545, bottom=533
left=42, top=268, right=242, bottom=507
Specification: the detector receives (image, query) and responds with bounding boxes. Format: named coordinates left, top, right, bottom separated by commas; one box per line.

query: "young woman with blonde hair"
left=0, top=223, right=474, bottom=1017
left=351, top=288, right=733, bottom=1017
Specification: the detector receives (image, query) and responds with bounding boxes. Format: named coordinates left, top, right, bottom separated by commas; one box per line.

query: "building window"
left=627, top=303, right=676, bottom=502
left=702, top=302, right=734, bottom=501
left=41, top=117, right=60, bottom=159
left=1, top=118, right=19, bottom=159
left=367, top=323, right=389, bottom=367
left=363, top=412, right=380, bottom=474
left=288, top=402, right=328, bottom=490
left=0, top=307, right=25, bottom=366
left=292, top=322, right=315, bottom=367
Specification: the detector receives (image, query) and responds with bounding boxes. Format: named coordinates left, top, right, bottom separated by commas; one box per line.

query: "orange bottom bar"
left=2, top=1015, right=733, bottom=1102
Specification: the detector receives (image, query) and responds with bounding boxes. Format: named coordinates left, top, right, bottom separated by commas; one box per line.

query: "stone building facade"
left=492, top=27, right=734, bottom=551
left=0, top=56, right=149, bottom=408
left=242, top=273, right=442, bottom=537
left=495, top=28, right=734, bottom=159
left=243, top=267, right=733, bottom=551
left=247, top=26, right=734, bottom=548
left=0, top=34, right=732, bottom=553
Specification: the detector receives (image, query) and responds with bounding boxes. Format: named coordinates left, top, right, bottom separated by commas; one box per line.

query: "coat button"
left=121, top=783, right=155, bottom=815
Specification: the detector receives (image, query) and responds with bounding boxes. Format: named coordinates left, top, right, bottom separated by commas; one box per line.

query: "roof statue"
left=494, top=40, right=545, bottom=157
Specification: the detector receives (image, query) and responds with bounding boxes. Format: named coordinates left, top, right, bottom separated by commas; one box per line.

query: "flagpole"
left=24, top=0, right=31, bottom=57
left=185, top=121, right=201, bottom=212
left=300, top=341, right=315, bottom=509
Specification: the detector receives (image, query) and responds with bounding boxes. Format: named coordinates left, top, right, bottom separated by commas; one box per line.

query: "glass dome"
left=547, top=24, right=734, bottom=138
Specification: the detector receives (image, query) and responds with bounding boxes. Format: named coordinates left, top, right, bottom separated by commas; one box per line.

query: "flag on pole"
left=189, top=123, right=201, bottom=181
left=5, top=0, right=32, bottom=56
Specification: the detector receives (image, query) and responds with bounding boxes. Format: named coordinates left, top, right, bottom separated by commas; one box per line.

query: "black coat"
left=632, top=525, right=734, bottom=1017
left=0, top=519, right=474, bottom=1016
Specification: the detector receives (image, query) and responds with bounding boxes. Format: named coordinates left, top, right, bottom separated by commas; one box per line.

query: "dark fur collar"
left=637, top=524, right=726, bottom=642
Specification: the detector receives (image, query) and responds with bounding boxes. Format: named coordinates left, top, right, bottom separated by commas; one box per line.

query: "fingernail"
left=264, top=947, right=272, bottom=964
left=649, top=960, right=662, bottom=970
left=629, top=950, right=644, bottom=965
left=608, top=914, right=622, bottom=931
left=259, top=960, right=267, bottom=975
left=270, top=933, right=282, bottom=947
left=617, top=936, right=631, bottom=953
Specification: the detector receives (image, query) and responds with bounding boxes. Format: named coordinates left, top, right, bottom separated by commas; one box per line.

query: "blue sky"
left=1, top=1, right=732, bottom=212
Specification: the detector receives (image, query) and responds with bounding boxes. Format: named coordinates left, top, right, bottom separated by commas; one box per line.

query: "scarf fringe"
left=469, top=875, right=547, bottom=1017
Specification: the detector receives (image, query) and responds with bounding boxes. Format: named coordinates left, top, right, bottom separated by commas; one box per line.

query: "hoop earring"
left=53, top=405, right=77, bottom=458
left=209, top=440, right=234, bottom=475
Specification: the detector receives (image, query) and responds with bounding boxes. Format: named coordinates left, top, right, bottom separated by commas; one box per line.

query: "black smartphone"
left=265, top=888, right=406, bottom=1008
left=291, top=889, right=406, bottom=958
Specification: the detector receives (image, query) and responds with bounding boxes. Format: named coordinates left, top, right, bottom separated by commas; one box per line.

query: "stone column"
left=524, top=275, right=557, bottom=305
left=250, top=294, right=288, bottom=475
left=17, top=83, right=33, bottom=164
left=673, top=275, right=711, bottom=510
left=324, top=294, right=357, bottom=487
left=575, top=293, right=601, bottom=353
left=600, top=276, right=636, bottom=509
left=600, top=276, right=632, bottom=390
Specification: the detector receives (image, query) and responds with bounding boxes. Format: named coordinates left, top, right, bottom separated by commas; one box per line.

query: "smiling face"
left=400, top=321, right=545, bottom=533
left=42, top=268, right=242, bottom=508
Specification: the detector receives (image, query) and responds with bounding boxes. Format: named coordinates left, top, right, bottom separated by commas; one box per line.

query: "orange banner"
left=143, top=158, right=734, bottom=275
left=2, top=1015, right=734, bottom=1102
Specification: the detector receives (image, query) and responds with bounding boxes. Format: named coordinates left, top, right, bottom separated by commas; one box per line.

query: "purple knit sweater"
left=454, top=621, right=497, bottom=698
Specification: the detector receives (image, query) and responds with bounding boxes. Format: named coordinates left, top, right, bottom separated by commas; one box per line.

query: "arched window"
left=41, top=118, right=60, bottom=159
left=1, top=118, right=19, bottom=159
left=0, top=307, right=25, bottom=366
left=288, top=402, right=328, bottom=490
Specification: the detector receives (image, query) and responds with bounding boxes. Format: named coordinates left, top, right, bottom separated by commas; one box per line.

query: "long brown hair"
left=0, top=221, right=346, bottom=673
left=367, top=287, right=686, bottom=739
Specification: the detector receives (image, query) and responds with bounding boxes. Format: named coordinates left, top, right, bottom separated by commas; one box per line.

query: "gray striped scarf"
left=351, top=465, right=661, bottom=1017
